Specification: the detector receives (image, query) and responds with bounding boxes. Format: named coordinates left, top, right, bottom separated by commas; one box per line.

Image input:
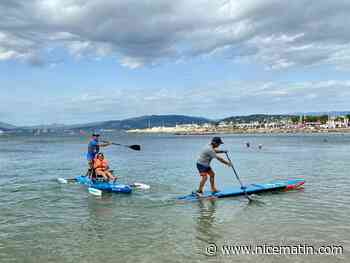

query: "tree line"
left=290, top=115, right=350, bottom=124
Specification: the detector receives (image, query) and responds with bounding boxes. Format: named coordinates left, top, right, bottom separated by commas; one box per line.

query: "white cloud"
left=120, top=57, right=145, bottom=69
left=0, top=49, right=18, bottom=60
left=1, top=79, right=349, bottom=125
left=40, top=80, right=350, bottom=121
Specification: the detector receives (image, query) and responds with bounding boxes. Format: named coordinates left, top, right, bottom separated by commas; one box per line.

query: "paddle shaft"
left=111, top=142, right=132, bottom=149
left=225, top=152, right=252, bottom=201
left=110, top=142, right=123, bottom=146
left=101, top=140, right=141, bottom=151
left=225, top=153, right=244, bottom=187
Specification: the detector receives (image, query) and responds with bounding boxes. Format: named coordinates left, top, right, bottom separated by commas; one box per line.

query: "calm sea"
left=0, top=133, right=349, bottom=262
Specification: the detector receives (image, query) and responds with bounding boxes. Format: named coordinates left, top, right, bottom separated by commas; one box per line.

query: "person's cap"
left=212, top=137, right=224, bottom=145
left=92, top=133, right=100, bottom=137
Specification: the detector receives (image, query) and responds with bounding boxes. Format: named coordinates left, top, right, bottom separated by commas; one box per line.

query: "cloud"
left=1, top=79, right=349, bottom=125
left=68, top=80, right=350, bottom=123
left=0, top=0, right=350, bottom=68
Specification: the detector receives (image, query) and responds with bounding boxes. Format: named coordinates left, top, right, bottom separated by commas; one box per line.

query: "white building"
left=327, top=117, right=349, bottom=128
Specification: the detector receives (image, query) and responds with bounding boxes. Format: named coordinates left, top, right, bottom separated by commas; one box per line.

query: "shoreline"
left=127, top=127, right=350, bottom=135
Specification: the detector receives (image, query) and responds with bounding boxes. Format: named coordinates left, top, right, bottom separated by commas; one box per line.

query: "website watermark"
left=205, top=241, right=344, bottom=257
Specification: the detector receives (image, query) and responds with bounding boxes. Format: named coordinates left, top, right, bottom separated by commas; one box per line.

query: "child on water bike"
left=93, top=152, right=117, bottom=182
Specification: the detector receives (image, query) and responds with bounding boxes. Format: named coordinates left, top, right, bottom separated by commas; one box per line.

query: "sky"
left=1, top=0, right=350, bottom=125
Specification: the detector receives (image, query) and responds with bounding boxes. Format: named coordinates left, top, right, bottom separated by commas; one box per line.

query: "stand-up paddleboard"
left=177, top=178, right=305, bottom=201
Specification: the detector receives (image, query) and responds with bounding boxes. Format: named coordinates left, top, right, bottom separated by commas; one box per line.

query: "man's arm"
left=214, top=149, right=228, bottom=154
left=99, top=141, right=112, bottom=147
left=217, top=156, right=231, bottom=166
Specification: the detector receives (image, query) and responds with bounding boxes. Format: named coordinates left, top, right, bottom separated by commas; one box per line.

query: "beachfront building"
left=304, top=121, right=322, bottom=129
left=217, top=121, right=230, bottom=128
left=219, top=118, right=292, bottom=129
left=202, top=123, right=214, bottom=128
left=328, top=117, right=349, bottom=128
left=236, top=121, right=260, bottom=129
left=175, top=123, right=201, bottom=129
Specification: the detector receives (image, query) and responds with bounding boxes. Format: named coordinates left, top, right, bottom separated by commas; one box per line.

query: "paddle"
left=102, top=140, right=141, bottom=151
left=57, top=178, right=76, bottom=184
left=224, top=152, right=255, bottom=203
left=88, top=187, right=102, bottom=196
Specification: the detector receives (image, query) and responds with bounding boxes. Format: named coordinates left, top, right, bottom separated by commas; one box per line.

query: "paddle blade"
left=129, top=145, right=141, bottom=151
left=57, top=178, right=77, bottom=184
left=131, top=182, right=150, bottom=190
left=247, top=194, right=265, bottom=205
left=57, top=178, right=68, bottom=184
left=88, top=187, right=102, bottom=196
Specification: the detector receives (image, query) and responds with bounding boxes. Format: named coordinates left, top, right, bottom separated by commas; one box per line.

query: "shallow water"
left=0, top=133, right=349, bottom=262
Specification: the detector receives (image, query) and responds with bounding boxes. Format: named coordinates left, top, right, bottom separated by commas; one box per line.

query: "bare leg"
left=198, top=174, right=208, bottom=193
left=96, top=170, right=108, bottom=181
left=208, top=170, right=218, bottom=192
left=105, top=171, right=116, bottom=181
left=87, top=160, right=94, bottom=178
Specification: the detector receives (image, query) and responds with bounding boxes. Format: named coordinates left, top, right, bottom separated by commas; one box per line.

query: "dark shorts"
left=196, top=163, right=212, bottom=173
left=87, top=153, right=96, bottom=161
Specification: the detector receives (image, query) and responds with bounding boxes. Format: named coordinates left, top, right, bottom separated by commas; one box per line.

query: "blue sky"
left=1, top=0, right=350, bottom=125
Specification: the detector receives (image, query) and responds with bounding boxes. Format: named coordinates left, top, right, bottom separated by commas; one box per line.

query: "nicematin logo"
left=205, top=241, right=344, bottom=257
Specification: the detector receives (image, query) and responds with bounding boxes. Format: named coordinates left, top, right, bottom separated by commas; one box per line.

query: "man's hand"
left=101, top=140, right=112, bottom=146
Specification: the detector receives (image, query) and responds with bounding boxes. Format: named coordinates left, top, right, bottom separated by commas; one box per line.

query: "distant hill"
left=293, top=111, right=350, bottom=117
left=0, top=122, right=16, bottom=130
left=20, top=123, right=66, bottom=129
left=9, top=111, right=350, bottom=133
left=221, top=114, right=297, bottom=123
left=67, top=115, right=211, bottom=130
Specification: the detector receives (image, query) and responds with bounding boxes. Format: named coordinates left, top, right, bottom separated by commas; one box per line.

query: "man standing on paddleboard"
left=196, top=137, right=231, bottom=196
left=87, top=133, right=111, bottom=177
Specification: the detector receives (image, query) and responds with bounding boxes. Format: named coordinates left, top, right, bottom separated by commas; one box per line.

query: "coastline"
left=127, top=127, right=350, bottom=135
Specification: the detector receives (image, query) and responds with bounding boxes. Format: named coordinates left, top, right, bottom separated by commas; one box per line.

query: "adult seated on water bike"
left=93, top=153, right=117, bottom=182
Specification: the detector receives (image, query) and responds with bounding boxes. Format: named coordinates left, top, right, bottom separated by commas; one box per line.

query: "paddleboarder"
left=87, top=133, right=111, bottom=177
left=196, top=137, right=231, bottom=196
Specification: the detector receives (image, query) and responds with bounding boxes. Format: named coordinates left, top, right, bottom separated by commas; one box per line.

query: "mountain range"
left=0, top=122, right=16, bottom=130
left=293, top=111, right=350, bottom=116
left=65, top=115, right=210, bottom=130
left=3, top=115, right=210, bottom=132
left=2, top=111, right=350, bottom=132
left=221, top=114, right=296, bottom=123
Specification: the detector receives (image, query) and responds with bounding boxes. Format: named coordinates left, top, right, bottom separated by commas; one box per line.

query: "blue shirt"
left=87, top=139, right=100, bottom=160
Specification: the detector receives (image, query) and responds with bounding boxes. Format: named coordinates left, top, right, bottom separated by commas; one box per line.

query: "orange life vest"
left=94, top=158, right=108, bottom=171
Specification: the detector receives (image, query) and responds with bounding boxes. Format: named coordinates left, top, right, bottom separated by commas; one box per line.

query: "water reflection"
left=81, top=195, right=115, bottom=240
left=195, top=198, right=221, bottom=243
